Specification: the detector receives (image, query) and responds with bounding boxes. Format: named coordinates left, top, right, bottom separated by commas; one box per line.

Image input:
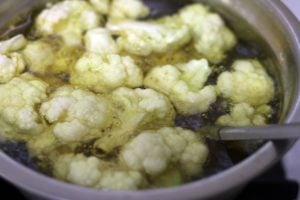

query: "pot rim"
left=1, top=0, right=300, bottom=200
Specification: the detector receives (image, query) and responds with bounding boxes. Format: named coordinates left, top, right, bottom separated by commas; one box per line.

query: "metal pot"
left=0, top=0, right=300, bottom=200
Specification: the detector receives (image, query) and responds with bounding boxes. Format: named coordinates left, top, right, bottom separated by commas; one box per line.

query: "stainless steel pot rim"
left=0, top=1, right=300, bottom=200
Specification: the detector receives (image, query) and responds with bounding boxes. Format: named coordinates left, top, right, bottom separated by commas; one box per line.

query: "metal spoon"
left=200, top=124, right=300, bottom=140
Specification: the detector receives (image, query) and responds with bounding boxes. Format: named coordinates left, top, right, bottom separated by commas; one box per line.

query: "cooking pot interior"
left=0, top=0, right=299, bottom=180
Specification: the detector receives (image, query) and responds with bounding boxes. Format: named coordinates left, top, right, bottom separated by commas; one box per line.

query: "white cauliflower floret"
left=217, top=59, right=274, bottom=106
left=53, top=154, right=102, bottom=187
left=107, top=19, right=191, bottom=56
left=53, top=153, right=144, bottom=190
left=0, top=53, right=25, bottom=83
left=67, top=156, right=102, bottom=187
left=0, top=34, right=27, bottom=54
left=84, top=28, right=118, bottom=54
left=121, top=127, right=208, bottom=177
left=99, top=170, right=144, bottom=190
left=22, top=40, right=55, bottom=74
left=40, top=86, right=112, bottom=143
left=144, top=59, right=217, bottom=114
left=109, top=0, right=149, bottom=22
left=70, top=52, right=143, bottom=93
left=217, top=103, right=273, bottom=126
left=111, top=87, right=175, bottom=125
left=122, top=132, right=172, bottom=175
left=179, top=4, right=236, bottom=63
left=35, top=0, right=101, bottom=46
left=160, top=128, right=209, bottom=176
left=27, top=129, right=58, bottom=154
left=22, top=39, right=83, bottom=74
left=95, top=87, right=175, bottom=152
left=89, top=0, right=111, bottom=14
left=0, top=74, right=48, bottom=135
left=0, top=35, right=27, bottom=83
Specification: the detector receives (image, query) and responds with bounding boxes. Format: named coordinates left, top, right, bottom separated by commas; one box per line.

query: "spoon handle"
left=219, top=124, right=300, bottom=140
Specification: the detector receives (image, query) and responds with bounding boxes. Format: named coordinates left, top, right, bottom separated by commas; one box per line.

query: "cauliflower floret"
left=0, top=74, right=48, bottom=135
left=110, top=87, right=175, bottom=126
left=217, top=103, right=273, bottom=126
left=89, top=0, right=111, bottom=14
left=70, top=52, right=143, bottom=93
left=67, top=156, right=102, bottom=187
left=95, top=87, right=175, bottom=152
left=0, top=34, right=27, bottom=54
left=22, top=40, right=55, bottom=74
left=217, top=59, right=274, bottom=106
left=22, top=39, right=83, bottom=74
left=109, top=0, right=149, bottom=22
left=84, top=28, right=118, bottom=54
left=0, top=53, right=25, bottom=83
left=53, top=153, right=144, bottom=190
left=40, top=86, right=112, bottom=143
left=122, top=132, right=172, bottom=176
left=121, top=127, right=208, bottom=177
left=35, top=0, right=101, bottom=46
left=107, top=19, right=191, bottom=56
left=160, top=127, right=209, bottom=176
left=99, top=170, right=144, bottom=190
left=144, top=59, right=217, bottom=114
left=0, top=35, right=27, bottom=83
left=53, top=154, right=102, bottom=187
left=179, top=4, right=236, bottom=63
left=27, top=129, right=58, bottom=155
